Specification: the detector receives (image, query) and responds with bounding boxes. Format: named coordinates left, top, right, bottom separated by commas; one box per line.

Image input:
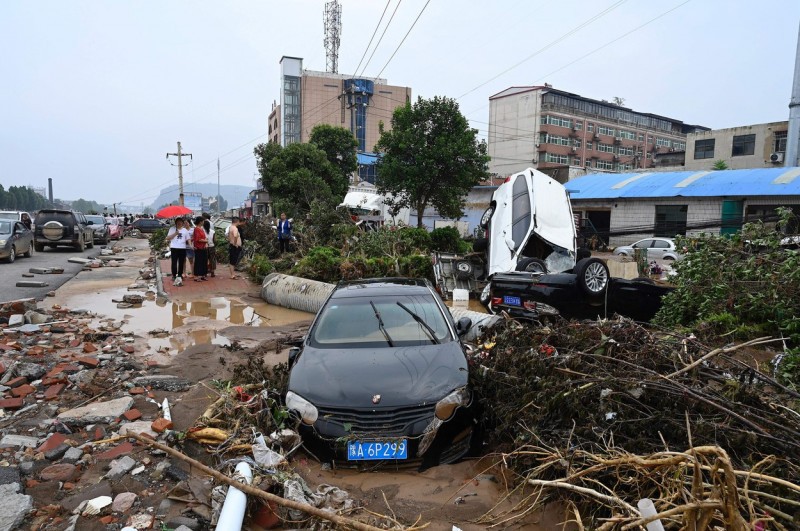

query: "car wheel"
left=76, top=238, right=85, bottom=252
left=24, top=243, right=33, bottom=258
left=575, top=258, right=609, bottom=298
left=5, top=247, right=15, bottom=263
left=454, top=260, right=475, bottom=280
left=516, top=257, right=547, bottom=274
left=479, top=205, right=494, bottom=229
left=663, top=255, right=676, bottom=261
left=616, top=251, right=628, bottom=257
left=34, top=242, right=44, bottom=252
left=104, top=234, right=110, bottom=246
left=577, top=247, right=592, bottom=261
left=472, top=237, right=487, bottom=253
left=88, top=235, right=94, bottom=248
left=479, top=282, right=492, bottom=310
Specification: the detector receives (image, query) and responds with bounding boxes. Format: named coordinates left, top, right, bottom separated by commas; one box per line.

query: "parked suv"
left=34, top=209, right=94, bottom=252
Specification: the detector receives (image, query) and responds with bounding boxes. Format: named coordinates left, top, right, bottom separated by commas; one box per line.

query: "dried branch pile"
left=472, top=317, right=800, bottom=528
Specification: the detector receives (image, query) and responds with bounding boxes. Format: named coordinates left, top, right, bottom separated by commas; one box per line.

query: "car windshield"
left=86, top=216, right=105, bottom=225
left=0, top=213, right=17, bottom=220
left=35, top=212, right=73, bottom=225
left=0, top=221, right=12, bottom=234
left=310, top=295, right=452, bottom=348
left=107, top=218, right=120, bottom=226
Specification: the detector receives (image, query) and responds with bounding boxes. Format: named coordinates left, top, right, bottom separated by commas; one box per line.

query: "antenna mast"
left=323, top=0, right=342, bottom=74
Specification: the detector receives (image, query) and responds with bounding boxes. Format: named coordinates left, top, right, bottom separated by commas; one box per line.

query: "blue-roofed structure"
left=565, top=167, right=800, bottom=248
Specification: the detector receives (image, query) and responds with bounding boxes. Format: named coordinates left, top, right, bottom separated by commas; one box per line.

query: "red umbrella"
left=156, top=205, right=193, bottom=218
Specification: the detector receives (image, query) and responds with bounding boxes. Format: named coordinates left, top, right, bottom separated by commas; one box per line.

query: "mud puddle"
left=57, top=285, right=311, bottom=361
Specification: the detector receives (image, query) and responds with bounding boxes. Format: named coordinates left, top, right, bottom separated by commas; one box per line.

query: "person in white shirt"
left=202, top=213, right=216, bottom=277
left=166, top=218, right=192, bottom=286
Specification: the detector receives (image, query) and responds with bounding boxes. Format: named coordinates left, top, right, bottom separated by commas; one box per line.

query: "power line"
left=375, top=0, right=432, bottom=79
left=352, top=0, right=392, bottom=76
left=457, top=0, right=628, bottom=100
left=357, top=0, right=403, bottom=78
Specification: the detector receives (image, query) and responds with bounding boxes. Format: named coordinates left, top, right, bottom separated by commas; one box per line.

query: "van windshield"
left=0, top=213, right=17, bottom=220
left=0, top=221, right=12, bottom=234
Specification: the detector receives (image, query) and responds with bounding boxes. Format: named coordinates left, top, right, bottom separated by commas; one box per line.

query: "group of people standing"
left=166, top=213, right=224, bottom=286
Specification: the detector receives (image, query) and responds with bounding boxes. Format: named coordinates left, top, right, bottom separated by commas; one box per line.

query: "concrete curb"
left=153, top=252, right=169, bottom=301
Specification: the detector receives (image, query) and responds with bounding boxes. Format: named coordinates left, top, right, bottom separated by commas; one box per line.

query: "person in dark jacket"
left=277, top=213, right=292, bottom=256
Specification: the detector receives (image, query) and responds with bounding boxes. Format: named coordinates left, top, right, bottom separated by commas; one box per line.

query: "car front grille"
left=317, top=404, right=435, bottom=436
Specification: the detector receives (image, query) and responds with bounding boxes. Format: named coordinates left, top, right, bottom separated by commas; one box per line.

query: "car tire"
left=76, top=238, right=85, bottom=252
left=479, top=205, right=494, bottom=229
left=577, top=247, right=592, bottom=261
left=34, top=242, right=44, bottom=252
left=104, top=234, right=110, bottom=246
left=616, top=251, right=629, bottom=257
left=24, top=244, right=33, bottom=258
left=5, top=247, right=15, bottom=263
left=472, top=238, right=487, bottom=253
left=516, top=257, right=547, bottom=274
left=479, top=282, right=493, bottom=310
left=454, top=260, right=474, bottom=280
left=663, top=255, right=676, bottom=261
left=575, top=257, right=610, bottom=298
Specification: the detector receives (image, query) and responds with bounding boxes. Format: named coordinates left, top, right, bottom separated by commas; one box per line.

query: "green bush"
left=149, top=228, right=168, bottom=253
left=399, top=254, right=434, bottom=280
left=397, top=228, right=431, bottom=254
left=292, top=246, right=342, bottom=282
left=430, top=226, right=472, bottom=254
left=248, top=253, right=274, bottom=284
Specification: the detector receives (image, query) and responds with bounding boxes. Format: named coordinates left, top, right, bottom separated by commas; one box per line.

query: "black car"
left=131, top=218, right=168, bottom=234
left=0, top=220, right=34, bottom=263
left=85, top=215, right=111, bottom=245
left=34, top=209, right=94, bottom=252
left=286, top=278, right=475, bottom=468
left=485, top=257, right=674, bottom=322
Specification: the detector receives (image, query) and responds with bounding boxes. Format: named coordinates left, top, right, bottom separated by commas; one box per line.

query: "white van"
left=480, top=168, right=578, bottom=276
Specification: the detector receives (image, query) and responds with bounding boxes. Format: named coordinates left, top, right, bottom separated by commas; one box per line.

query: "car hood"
left=289, top=341, right=468, bottom=408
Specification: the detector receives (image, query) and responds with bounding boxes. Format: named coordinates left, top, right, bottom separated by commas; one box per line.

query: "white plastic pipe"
left=637, top=498, right=665, bottom=531
left=216, top=462, right=253, bottom=530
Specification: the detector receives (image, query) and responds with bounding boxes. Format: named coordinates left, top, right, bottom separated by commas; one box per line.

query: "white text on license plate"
left=347, top=440, right=408, bottom=460
left=503, top=295, right=521, bottom=306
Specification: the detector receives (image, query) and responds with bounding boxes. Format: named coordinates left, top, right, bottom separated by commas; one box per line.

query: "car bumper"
left=35, top=237, right=80, bottom=246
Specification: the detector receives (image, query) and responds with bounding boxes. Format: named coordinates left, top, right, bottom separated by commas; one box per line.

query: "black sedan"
left=286, top=278, right=475, bottom=469
left=484, top=257, right=674, bottom=322
left=0, top=220, right=34, bottom=263
left=131, top=218, right=168, bottom=234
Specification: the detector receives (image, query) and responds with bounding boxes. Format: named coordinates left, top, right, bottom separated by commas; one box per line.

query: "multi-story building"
left=488, top=85, right=706, bottom=181
left=269, top=56, right=412, bottom=182
left=683, top=121, right=789, bottom=171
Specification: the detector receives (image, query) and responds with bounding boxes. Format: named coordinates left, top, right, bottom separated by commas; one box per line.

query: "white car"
left=612, top=237, right=684, bottom=261
left=480, top=168, right=578, bottom=276
left=0, top=210, right=33, bottom=229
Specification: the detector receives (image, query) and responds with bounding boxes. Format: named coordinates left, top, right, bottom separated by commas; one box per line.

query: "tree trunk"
left=416, top=201, right=425, bottom=228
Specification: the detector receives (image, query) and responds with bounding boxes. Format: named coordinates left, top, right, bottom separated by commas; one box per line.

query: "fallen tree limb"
left=526, top=479, right=639, bottom=515
left=664, top=336, right=779, bottom=379
left=125, top=431, right=393, bottom=531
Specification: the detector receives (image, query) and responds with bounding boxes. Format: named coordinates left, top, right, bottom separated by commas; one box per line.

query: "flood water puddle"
left=58, top=286, right=312, bottom=358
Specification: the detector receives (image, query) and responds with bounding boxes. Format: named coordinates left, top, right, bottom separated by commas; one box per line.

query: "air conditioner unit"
left=614, top=137, right=622, bottom=143
left=571, top=146, right=577, bottom=152
left=770, top=152, right=784, bottom=163
left=669, top=147, right=675, bottom=152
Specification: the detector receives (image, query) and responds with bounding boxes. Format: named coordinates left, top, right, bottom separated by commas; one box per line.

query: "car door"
left=15, top=222, right=32, bottom=251
left=650, top=239, right=671, bottom=260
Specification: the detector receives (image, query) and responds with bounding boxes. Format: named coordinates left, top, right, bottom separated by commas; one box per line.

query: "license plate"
left=503, top=295, right=522, bottom=306
left=347, top=440, right=408, bottom=460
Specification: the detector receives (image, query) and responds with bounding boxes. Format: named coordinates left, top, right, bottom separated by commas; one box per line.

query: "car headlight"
left=434, top=387, right=471, bottom=421
left=0, top=240, right=6, bottom=246
left=286, top=391, right=318, bottom=425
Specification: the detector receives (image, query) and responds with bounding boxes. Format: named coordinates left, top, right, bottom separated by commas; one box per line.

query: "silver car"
left=613, top=237, right=684, bottom=261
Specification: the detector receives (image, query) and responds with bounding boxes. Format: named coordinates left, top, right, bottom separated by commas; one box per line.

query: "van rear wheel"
left=516, top=257, right=547, bottom=274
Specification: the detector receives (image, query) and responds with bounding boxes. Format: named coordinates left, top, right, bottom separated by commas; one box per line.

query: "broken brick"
left=36, top=433, right=67, bottom=454
left=151, top=418, right=173, bottom=433
left=82, top=343, right=97, bottom=353
left=68, top=339, right=81, bottom=348
left=0, top=397, right=23, bottom=409
left=100, top=515, right=112, bottom=524
left=12, top=384, right=35, bottom=398
left=77, top=357, right=99, bottom=368
left=121, top=345, right=135, bottom=354
left=6, top=377, right=27, bottom=388
left=44, top=384, right=65, bottom=400
left=122, top=409, right=141, bottom=421
left=26, top=346, right=44, bottom=356
left=94, top=442, right=134, bottom=460
left=128, top=387, right=145, bottom=395
left=42, top=376, right=67, bottom=386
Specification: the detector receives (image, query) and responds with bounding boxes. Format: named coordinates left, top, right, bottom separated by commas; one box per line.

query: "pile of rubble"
left=0, top=300, right=212, bottom=530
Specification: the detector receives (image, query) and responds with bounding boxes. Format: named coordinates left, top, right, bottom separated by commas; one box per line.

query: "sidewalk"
left=159, top=259, right=251, bottom=296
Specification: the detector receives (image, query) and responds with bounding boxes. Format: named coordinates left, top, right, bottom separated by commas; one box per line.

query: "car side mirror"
left=288, top=346, right=301, bottom=368
left=87, top=221, right=93, bottom=225
left=455, top=317, right=472, bottom=337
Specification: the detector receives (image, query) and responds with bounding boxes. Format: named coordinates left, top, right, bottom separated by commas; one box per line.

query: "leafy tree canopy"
left=309, top=124, right=359, bottom=183
left=374, top=96, right=490, bottom=228
left=71, top=198, right=106, bottom=214
left=0, top=185, right=51, bottom=211
left=254, top=141, right=348, bottom=217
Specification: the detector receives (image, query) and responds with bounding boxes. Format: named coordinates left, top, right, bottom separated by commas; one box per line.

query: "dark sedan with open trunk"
left=286, top=278, right=475, bottom=469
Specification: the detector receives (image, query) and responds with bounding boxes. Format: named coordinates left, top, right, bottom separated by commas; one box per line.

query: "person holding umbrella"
left=191, top=216, right=209, bottom=281
left=166, top=218, right=191, bottom=286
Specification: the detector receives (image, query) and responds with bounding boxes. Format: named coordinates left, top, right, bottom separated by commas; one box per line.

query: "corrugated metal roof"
left=566, top=167, right=800, bottom=199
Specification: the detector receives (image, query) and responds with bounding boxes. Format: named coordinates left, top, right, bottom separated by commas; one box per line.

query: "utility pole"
left=217, top=157, right=221, bottom=215
left=166, top=142, right=192, bottom=206
left=787, top=21, right=800, bottom=167
left=112, top=203, right=118, bottom=217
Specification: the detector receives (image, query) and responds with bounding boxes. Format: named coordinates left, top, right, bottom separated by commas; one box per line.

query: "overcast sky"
left=2, top=0, right=799, bottom=206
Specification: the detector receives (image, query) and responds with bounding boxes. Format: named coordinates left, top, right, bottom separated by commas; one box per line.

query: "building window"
left=616, top=163, right=633, bottom=171
left=774, top=131, right=787, bottom=153
left=638, top=133, right=645, bottom=142
left=574, top=139, right=581, bottom=148
left=694, top=139, right=715, bottom=159
left=587, top=123, right=594, bottom=133
left=574, top=121, right=583, bottom=130
left=656, top=137, right=672, bottom=147
left=596, top=160, right=614, bottom=170
left=618, top=146, right=634, bottom=156
left=543, top=152, right=570, bottom=164
left=598, top=125, right=615, bottom=136
left=655, top=205, right=688, bottom=236
left=585, top=159, right=593, bottom=168
left=540, top=133, right=571, bottom=146
left=647, top=135, right=654, bottom=143
left=732, top=134, right=756, bottom=156
left=597, top=143, right=615, bottom=153
left=586, top=142, right=593, bottom=151
left=673, top=141, right=686, bottom=150
left=573, top=157, right=581, bottom=166
left=540, top=115, right=572, bottom=128
left=619, top=130, right=636, bottom=140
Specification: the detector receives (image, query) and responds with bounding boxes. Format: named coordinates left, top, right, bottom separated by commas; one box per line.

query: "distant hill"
left=149, top=183, right=253, bottom=211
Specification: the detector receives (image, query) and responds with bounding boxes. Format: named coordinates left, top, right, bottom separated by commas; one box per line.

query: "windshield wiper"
left=396, top=302, right=440, bottom=344
left=370, top=301, right=394, bottom=347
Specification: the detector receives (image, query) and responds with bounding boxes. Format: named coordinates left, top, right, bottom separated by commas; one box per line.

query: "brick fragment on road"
left=15, top=281, right=49, bottom=287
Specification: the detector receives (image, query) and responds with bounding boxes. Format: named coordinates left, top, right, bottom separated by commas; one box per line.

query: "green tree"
left=215, top=195, right=228, bottom=212
left=254, top=141, right=347, bottom=216
left=374, top=96, right=490, bottom=228
left=712, top=159, right=729, bottom=171
left=310, top=124, right=359, bottom=183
